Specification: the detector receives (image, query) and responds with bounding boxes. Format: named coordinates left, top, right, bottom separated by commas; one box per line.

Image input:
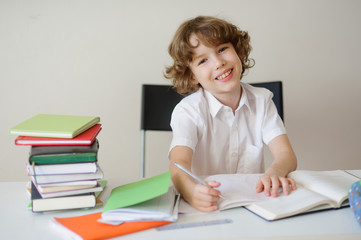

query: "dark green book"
left=29, top=140, right=99, bottom=165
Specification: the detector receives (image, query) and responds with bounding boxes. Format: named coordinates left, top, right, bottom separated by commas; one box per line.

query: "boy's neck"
left=214, top=84, right=242, bottom=114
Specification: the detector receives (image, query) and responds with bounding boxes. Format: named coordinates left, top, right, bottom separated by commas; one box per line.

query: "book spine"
left=30, top=153, right=97, bottom=165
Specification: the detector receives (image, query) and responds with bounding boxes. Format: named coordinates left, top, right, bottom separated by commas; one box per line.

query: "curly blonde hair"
left=164, top=16, right=254, bottom=95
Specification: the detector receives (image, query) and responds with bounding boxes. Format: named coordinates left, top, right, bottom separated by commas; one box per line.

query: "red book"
left=15, top=124, right=102, bottom=146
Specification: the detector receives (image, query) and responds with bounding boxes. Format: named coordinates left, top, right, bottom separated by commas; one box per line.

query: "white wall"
left=1, top=0, right=360, bottom=182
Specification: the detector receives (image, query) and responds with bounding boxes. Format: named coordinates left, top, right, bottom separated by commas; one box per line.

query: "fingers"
left=279, top=177, right=297, bottom=196
left=256, top=178, right=264, bottom=193
left=257, top=175, right=272, bottom=196
left=191, top=183, right=221, bottom=212
left=206, top=180, right=221, bottom=188
left=193, top=195, right=219, bottom=212
left=257, top=175, right=296, bottom=197
left=270, top=176, right=281, bottom=197
left=289, top=178, right=297, bottom=190
left=279, top=177, right=289, bottom=195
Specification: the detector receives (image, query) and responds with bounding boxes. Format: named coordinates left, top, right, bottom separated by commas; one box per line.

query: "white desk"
left=1, top=181, right=361, bottom=240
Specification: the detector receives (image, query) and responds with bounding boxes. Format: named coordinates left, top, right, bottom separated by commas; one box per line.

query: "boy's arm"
left=256, top=134, right=297, bottom=197
left=169, top=146, right=221, bottom=212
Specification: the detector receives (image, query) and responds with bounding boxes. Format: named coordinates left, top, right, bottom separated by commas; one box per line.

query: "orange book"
left=53, top=212, right=170, bottom=240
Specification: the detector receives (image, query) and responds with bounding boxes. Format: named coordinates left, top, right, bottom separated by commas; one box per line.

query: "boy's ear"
left=190, top=77, right=200, bottom=88
left=187, top=69, right=200, bottom=87
left=191, top=77, right=199, bottom=84
left=189, top=71, right=198, bottom=84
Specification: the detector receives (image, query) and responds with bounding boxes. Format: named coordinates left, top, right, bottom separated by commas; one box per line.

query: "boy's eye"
left=219, top=47, right=228, bottom=53
left=198, top=59, right=207, bottom=65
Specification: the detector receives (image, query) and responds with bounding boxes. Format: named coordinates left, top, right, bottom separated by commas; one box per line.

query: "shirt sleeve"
left=262, top=91, right=286, bottom=145
left=169, top=102, right=199, bottom=153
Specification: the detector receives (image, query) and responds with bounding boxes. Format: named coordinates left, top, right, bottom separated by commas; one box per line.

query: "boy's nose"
left=215, top=56, right=225, bottom=70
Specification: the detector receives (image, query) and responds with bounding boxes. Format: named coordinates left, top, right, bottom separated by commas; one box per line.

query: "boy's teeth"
left=217, top=70, right=232, bottom=80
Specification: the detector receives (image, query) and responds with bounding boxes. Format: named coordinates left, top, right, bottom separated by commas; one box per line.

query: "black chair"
left=140, top=81, right=283, bottom=178
left=140, top=85, right=183, bottom=178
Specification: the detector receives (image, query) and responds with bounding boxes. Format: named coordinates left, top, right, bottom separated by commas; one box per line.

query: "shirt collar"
left=238, top=83, right=252, bottom=114
left=203, top=83, right=252, bottom=118
left=204, top=89, right=223, bottom=117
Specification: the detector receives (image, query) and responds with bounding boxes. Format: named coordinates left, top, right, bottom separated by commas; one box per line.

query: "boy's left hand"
left=256, top=170, right=296, bottom=197
left=261, top=134, right=297, bottom=197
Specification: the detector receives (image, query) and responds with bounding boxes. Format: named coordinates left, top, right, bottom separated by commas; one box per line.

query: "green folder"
left=9, top=114, right=100, bottom=138
left=103, top=172, right=171, bottom=213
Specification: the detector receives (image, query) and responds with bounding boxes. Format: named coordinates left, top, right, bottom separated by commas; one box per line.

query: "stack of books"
left=10, top=114, right=106, bottom=212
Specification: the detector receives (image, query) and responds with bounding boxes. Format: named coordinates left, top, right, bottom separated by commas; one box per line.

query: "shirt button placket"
left=229, top=119, right=239, bottom=173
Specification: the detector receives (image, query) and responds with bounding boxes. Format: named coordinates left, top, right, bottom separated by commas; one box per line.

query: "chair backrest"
left=139, top=81, right=283, bottom=177
left=141, top=81, right=283, bottom=131
left=141, top=84, right=184, bottom=131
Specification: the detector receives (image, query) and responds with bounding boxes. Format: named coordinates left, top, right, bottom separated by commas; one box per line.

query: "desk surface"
left=1, top=180, right=361, bottom=240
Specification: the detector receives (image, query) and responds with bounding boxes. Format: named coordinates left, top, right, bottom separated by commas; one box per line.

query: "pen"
left=173, top=162, right=226, bottom=200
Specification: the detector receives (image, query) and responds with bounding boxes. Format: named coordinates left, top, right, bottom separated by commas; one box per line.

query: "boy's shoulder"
left=241, top=82, right=273, bottom=100
left=181, top=88, right=205, bottom=104
left=175, top=88, right=208, bottom=113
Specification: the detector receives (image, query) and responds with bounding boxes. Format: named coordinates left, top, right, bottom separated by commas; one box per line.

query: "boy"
left=165, top=16, right=297, bottom=212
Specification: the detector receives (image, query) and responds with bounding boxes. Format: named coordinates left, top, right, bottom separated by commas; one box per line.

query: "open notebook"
left=245, top=170, right=360, bottom=220
left=179, top=170, right=359, bottom=221
left=178, top=173, right=272, bottom=213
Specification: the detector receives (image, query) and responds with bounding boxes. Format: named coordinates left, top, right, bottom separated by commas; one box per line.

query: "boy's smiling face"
left=189, top=34, right=243, bottom=101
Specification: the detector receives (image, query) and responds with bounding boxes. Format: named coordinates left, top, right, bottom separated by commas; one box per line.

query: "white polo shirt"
left=169, top=82, right=286, bottom=176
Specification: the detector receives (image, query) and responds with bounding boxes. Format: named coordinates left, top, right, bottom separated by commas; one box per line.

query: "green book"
left=103, top=171, right=171, bottom=213
left=100, top=171, right=179, bottom=224
left=30, top=140, right=99, bottom=165
left=10, top=114, right=100, bottom=138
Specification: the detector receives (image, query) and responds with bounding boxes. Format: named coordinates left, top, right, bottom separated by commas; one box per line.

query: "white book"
left=245, top=170, right=360, bottom=221
left=31, top=182, right=96, bottom=212
left=208, top=174, right=273, bottom=210
left=26, top=162, right=97, bottom=175
left=178, top=174, right=272, bottom=214
left=28, top=167, right=104, bottom=184
left=37, top=183, right=103, bottom=198
left=37, top=180, right=98, bottom=193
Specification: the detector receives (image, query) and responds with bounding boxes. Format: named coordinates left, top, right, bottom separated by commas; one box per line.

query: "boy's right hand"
left=169, top=147, right=222, bottom=212
left=186, top=180, right=222, bottom=212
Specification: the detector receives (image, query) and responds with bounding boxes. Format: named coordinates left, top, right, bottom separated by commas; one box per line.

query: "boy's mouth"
left=215, top=69, right=233, bottom=81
